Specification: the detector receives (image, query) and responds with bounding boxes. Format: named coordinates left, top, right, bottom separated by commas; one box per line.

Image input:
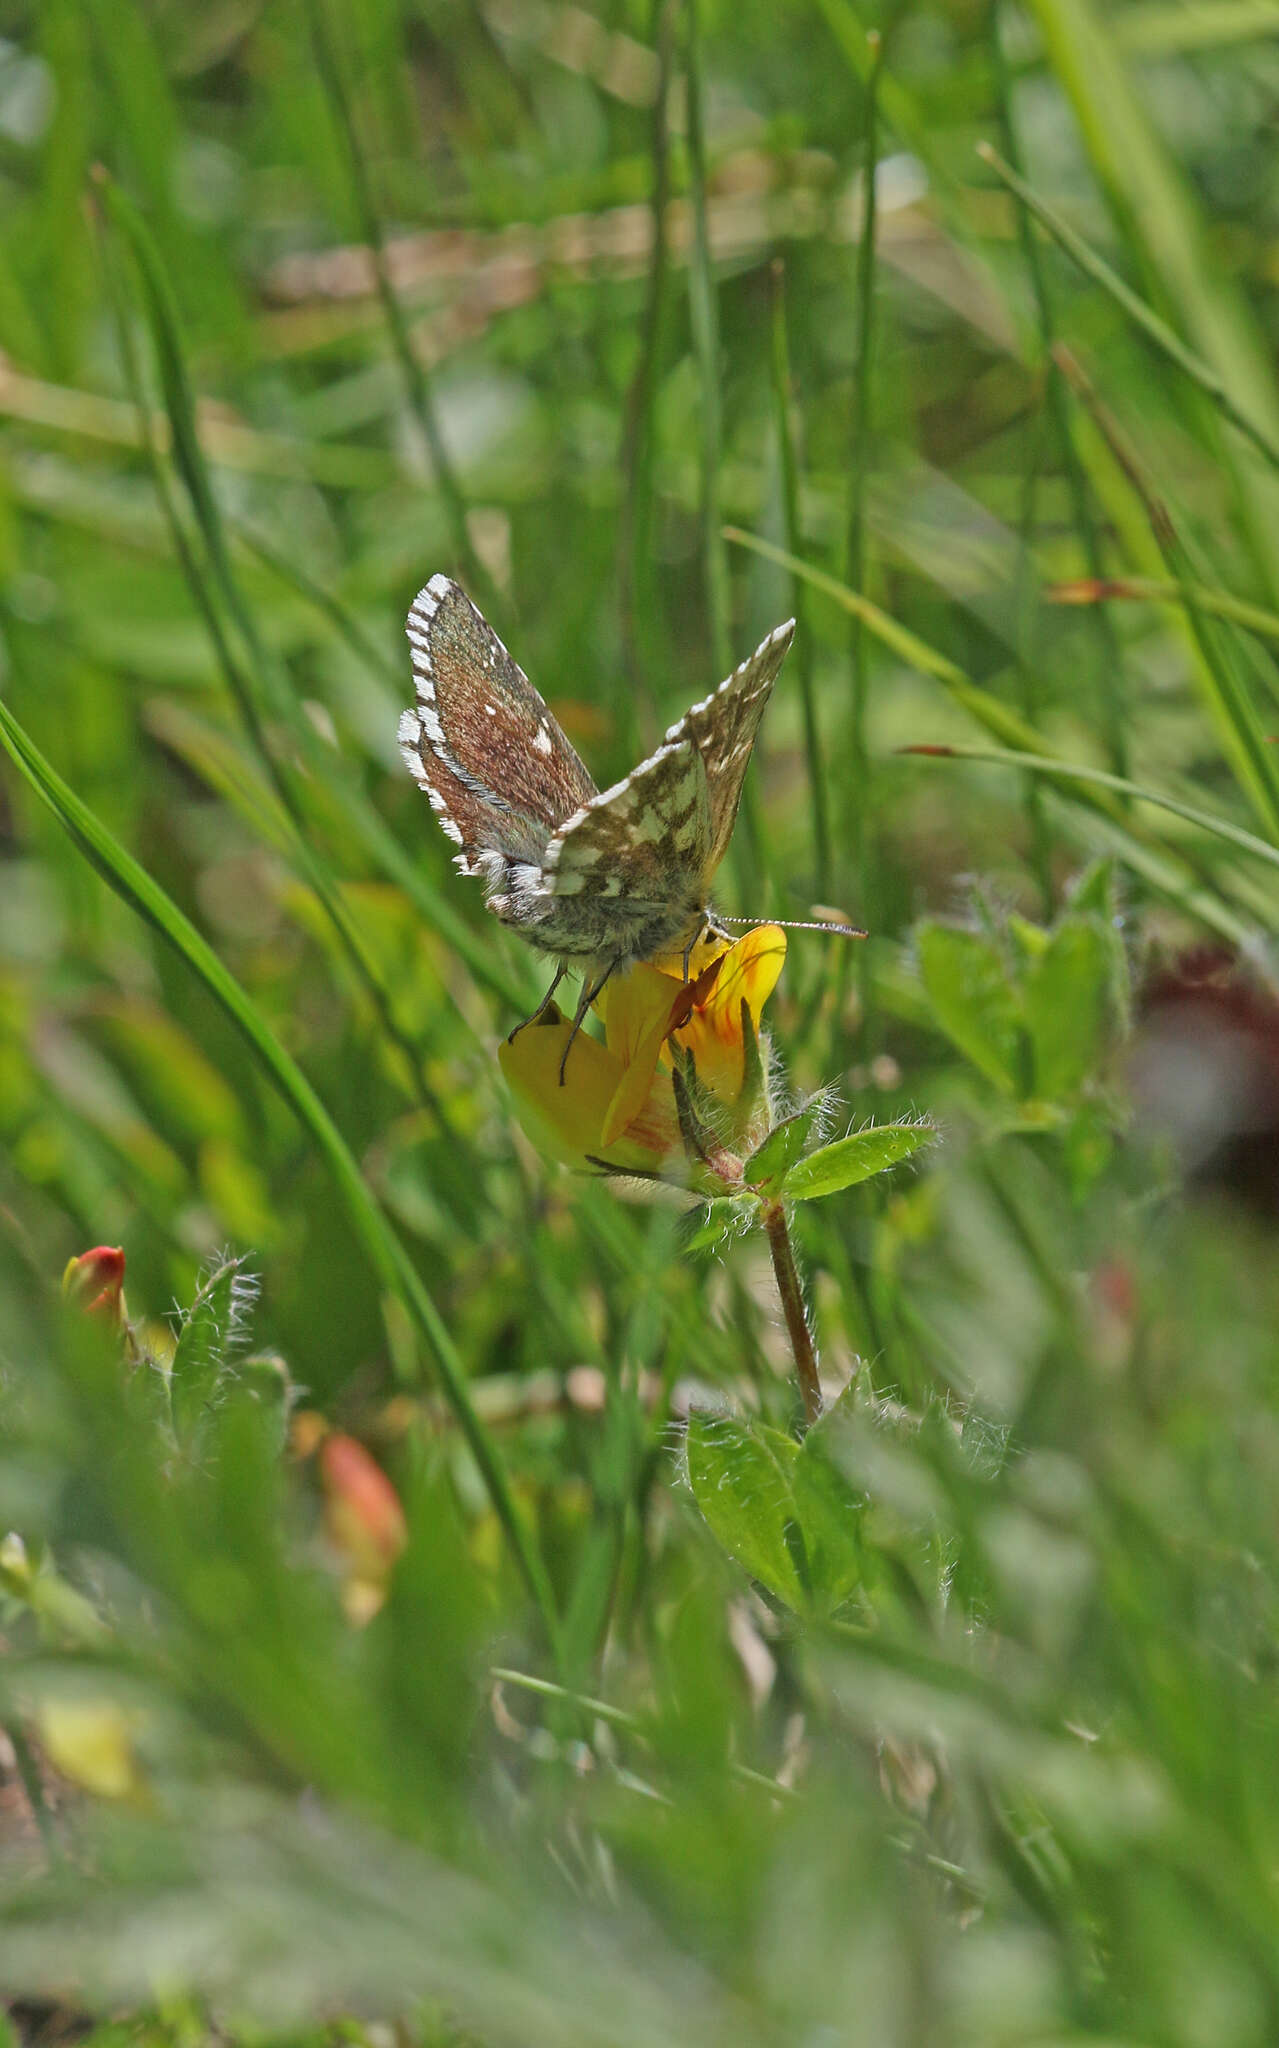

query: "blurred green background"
left=6, top=0, right=1279, bottom=2042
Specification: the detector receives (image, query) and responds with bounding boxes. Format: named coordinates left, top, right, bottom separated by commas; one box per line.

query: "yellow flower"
left=499, top=926, right=787, bottom=1181
left=663, top=922, right=787, bottom=1105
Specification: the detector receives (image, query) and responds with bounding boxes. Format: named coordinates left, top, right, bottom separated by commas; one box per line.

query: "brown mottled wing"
left=542, top=740, right=711, bottom=908
left=399, top=574, right=596, bottom=871
left=664, top=618, right=794, bottom=873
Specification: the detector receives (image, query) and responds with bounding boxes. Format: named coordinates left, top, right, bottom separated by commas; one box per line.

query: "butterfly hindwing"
left=401, top=575, right=596, bottom=869
left=545, top=740, right=711, bottom=906
left=664, top=618, right=795, bottom=871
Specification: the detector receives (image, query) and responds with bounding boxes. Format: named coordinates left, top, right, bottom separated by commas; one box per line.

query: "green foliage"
left=4, top=2, right=1279, bottom=2044
left=917, top=893, right=1123, bottom=1109
left=687, top=1391, right=866, bottom=1616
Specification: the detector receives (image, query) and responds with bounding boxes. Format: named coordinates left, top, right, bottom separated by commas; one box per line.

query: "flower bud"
left=320, top=1434, right=407, bottom=1622
left=61, top=1245, right=127, bottom=1326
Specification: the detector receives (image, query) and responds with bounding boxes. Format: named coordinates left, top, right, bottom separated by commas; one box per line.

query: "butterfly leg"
left=506, top=962, right=567, bottom=1045
left=558, top=960, right=618, bottom=1085
left=681, top=912, right=715, bottom=982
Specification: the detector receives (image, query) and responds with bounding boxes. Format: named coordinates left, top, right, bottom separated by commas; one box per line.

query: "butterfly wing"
left=399, top=574, right=596, bottom=874
left=663, top=618, right=795, bottom=874
left=536, top=739, right=712, bottom=958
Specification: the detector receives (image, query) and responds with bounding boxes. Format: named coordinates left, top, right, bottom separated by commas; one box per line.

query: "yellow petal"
left=646, top=926, right=735, bottom=983
left=597, top=961, right=682, bottom=1146
left=673, top=925, right=787, bottom=1098
left=500, top=1010, right=672, bottom=1170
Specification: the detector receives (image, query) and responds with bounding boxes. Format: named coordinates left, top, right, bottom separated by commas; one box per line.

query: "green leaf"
left=685, top=1411, right=806, bottom=1607
left=1024, top=916, right=1114, bottom=1099
left=170, top=1256, right=254, bottom=1454
left=745, top=1100, right=821, bottom=1193
left=783, top=1124, right=935, bottom=1202
left=687, top=1404, right=866, bottom=1615
left=793, top=1412, right=865, bottom=1611
left=916, top=924, right=1022, bottom=1091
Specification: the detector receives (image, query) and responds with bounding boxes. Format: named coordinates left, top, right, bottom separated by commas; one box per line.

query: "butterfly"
left=398, top=574, right=794, bottom=1065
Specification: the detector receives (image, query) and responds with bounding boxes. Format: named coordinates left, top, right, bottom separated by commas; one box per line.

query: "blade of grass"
left=1049, top=573, right=1279, bottom=652
left=723, top=526, right=1260, bottom=945
left=1055, top=345, right=1279, bottom=846
left=101, top=171, right=530, bottom=1079
left=0, top=361, right=395, bottom=486
left=684, top=0, right=729, bottom=684
left=0, top=691, right=560, bottom=1648
left=975, top=141, right=1279, bottom=478
left=617, top=0, right=676, bottom=737
left=1009, top=412, right=1055, bottom=913
left=684, top=0, right=764, bottom=892
left=302, top=0, right=496, bottom=617
left=847, top=29, right=884, bottom=1039
left=900, top=743, right=1279, bottom=890
left=96, top=180, right=467, bottom=1135
left=985, top=12, right=1128, bottom=782
left=769, top=259, right=828, bottom=896
left=1027, top=0, right=1279, bottom=599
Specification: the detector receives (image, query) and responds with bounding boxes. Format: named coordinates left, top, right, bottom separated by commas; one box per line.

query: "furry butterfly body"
left=398, top=574, right=794, bottom=1002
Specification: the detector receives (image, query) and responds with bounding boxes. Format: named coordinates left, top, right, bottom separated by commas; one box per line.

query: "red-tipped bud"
left=62, top=1246, right=127, bottom=1325
left=320, top=1434, right=407, bottom=1583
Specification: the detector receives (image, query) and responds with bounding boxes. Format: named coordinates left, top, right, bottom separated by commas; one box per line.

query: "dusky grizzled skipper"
left=398, top=574, right=795, bottom=1066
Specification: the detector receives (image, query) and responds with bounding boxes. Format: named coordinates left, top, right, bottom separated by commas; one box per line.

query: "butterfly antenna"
left=716, top=915, right=867, bottom=939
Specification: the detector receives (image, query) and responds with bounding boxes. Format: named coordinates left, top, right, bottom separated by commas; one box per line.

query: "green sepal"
left=745, top=1099, right=822, bottom=1194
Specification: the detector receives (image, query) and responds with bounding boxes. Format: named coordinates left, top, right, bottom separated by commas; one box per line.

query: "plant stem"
left=770, top=258, right=830, bottom=898
left=618, top=0, right=675, bottom=733
left=762, top=1199, right=821, bottom=1428
left=847, top=30, right=884, bottom=1048
left=684, top=0, right=730, bottom=684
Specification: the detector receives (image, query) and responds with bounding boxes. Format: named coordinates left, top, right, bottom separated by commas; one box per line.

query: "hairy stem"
left=762, top=1200, right=821, bottom=1427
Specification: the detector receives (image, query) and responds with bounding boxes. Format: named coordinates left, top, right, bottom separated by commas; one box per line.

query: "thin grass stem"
left=1055, top=345, right=1279, bottom=846
left=618, top=0, right=676, bottom=731
left=770, top=259, right=829, bottom=897
left=96, top=187, right=462, bottom=1139
left=987, top=0, right=1128, bottom=783
left=724, top=527, right=1261, bottom=944
left=847, top=31, right=885, bottom=1042
left=976, top=139, right=1279, bottom=478
left=684, top=0, right=729, bottom=683
left=303, top=0, right=496, bottom=614
left=901, top=743, right=1279, bottom=889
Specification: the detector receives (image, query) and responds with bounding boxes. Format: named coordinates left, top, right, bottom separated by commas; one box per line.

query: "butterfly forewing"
left=664, top=618, right=795, bottom=869
left=401, top=575, right=595, bottom=868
